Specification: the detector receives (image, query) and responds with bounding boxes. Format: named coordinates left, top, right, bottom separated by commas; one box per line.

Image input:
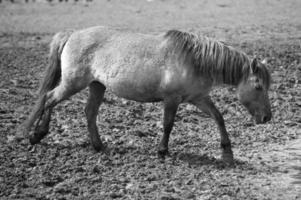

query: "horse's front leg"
left=157, top=97, right=181, bottom=158
left=190, top=97, right=233, bottom=164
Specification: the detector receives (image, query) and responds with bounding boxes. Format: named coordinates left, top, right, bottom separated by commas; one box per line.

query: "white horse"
left=20, top=26, right=272, bottom=163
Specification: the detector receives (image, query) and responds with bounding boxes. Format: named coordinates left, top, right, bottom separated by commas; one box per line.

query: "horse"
left=19, top=26, right=272, bottom=163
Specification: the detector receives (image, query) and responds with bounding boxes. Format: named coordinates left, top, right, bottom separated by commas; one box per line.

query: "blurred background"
left=0, top=0, right=300, bottom=42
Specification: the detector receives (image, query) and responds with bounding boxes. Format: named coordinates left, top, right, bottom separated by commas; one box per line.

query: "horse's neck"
left=194, top=43, right=250, bottom=87
left=211, top=61, right=247, bottom=87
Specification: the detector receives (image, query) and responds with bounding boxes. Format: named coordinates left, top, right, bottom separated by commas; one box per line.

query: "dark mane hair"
left=164, top=30, right=271, bottom=87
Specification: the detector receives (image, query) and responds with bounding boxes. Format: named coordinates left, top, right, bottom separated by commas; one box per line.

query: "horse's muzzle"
left=255, top=113, right=272, bottom=124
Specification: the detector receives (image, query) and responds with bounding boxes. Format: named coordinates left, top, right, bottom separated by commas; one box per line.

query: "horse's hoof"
left=157, top=149, right=169, bottom=159
left=29, top=129, right=49, bottom=145
left=92, top=142, right=106, bottom=153
left=221, top=152, right=234, bottom=165
left=29, top=135, right=41, bottom=145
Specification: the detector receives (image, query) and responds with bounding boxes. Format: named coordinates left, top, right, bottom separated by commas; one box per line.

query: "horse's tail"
left=19, top=31, right=73, bottom=137
left=39, top=30, right=73, bottom=95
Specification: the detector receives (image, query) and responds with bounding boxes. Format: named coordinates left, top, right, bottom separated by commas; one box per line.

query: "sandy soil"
left=0, top=0, right=300, bottom=199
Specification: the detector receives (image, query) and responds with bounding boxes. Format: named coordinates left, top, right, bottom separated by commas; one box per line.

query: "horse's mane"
left=164, top=30, right=270, bottom=87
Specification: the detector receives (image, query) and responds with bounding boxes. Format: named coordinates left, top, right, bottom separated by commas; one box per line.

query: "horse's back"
left=63, top=26, right=117, bottom=57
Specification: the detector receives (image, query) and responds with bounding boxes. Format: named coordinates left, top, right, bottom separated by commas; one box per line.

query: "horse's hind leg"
left=84, top=82, right=106, bottom=152
left=190, top=96, right=233, bottom=164
left=29, top=108, right=52, bottom=144
left=20, top=95, right=47, bottom=139
left=157, top=97, right=181, bottom=158
left=29, top=80, right=87, bottom=144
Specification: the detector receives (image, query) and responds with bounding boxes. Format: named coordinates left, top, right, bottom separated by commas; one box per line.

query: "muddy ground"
left=0, top=0, right=301, bottom=199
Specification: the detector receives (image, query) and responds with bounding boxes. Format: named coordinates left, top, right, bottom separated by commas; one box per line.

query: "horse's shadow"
left=27, top=140, right=246, bottom=169
left=172, top=152, right=245, bottom=168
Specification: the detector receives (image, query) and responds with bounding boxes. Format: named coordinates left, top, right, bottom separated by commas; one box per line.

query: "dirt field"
left=0, top=0, right=300, bottom=199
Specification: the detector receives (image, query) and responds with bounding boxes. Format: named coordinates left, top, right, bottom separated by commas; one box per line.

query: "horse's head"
left=237, top=58, right=272, bottom=124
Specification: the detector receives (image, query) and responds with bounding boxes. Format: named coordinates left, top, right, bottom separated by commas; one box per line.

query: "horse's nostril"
left=262, top=115, right=270, bottom=123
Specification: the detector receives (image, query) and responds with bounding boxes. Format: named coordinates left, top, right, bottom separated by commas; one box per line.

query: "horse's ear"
left=261, top=58, right=268, bottom=65
left=251, top=58, right=259, bottom=74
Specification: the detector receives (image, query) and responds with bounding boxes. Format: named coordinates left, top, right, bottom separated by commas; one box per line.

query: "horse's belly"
left=105, top=66, right=163, bottom=102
